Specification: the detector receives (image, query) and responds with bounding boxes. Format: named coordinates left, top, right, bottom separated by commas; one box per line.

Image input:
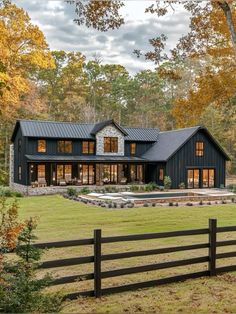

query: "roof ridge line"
left=159, top=126, right=201, bottom=133
left=18, top=119, right=95, bottom=125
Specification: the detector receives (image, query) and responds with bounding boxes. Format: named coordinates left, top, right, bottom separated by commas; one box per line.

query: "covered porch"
left=27, top=155, right=147, bottom=187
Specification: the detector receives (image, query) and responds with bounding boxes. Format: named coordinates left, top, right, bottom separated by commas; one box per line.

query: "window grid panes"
left=104, top=137, right=118, bottom=153
left=196, top=141, right=204, bottom=156
left=57, top=141, right=72, bottom=153
left=37, top=140, right=46, bottom=153
left=82, top=141, right=95, bottom=154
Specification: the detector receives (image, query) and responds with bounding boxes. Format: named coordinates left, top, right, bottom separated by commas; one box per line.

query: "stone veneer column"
left=9, top=144, right=14, bottom=188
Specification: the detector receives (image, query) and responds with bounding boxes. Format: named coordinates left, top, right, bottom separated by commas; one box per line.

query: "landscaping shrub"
left=186, top=202, right=193, bottom=206
left=0, top=186, right=23, bottom=198
left=66, top=187, right=77, bottom=197
left=0, top=186, right=13, bottom=197
left=130, top=185, right=139, bottom=192
left=159, top=186, right=164, bottom=191
left=178, top=182, right=185, bottom=189
left=104, top=186, right=118, bottom=193
left=164, top=176, right=172, bottom=190
left=152, top=203, right=156, bottom=207
left=145, top=182, right=157, bottom=192
left=169, top=202, right=173, bottom=206
left=144, top=203, right=149, bottom=207
left=175, top=203, right=179, bottom=206
left=80, top=187, right=90, bottom=194
left=199, top=200, right=203, bottom=205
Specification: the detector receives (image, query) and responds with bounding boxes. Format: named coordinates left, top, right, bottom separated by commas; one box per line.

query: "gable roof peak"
left=91, top=119, right=128, bottom=136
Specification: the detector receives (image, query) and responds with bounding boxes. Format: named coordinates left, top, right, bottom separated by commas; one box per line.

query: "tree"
left=0, top=0, right=54, bottom=181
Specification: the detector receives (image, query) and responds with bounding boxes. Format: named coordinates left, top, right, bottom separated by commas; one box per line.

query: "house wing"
left=142, top=126, right=230, bottom=161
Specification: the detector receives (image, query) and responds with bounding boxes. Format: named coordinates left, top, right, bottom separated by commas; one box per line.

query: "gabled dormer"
left=91, top=119, right=128, bottom=156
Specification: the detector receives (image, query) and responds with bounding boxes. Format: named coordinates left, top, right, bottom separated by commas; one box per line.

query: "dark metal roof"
left=25, top=155, right=148, bottom=162
left=90, top=119, right=128, bottom=136
left=11, top=119, right=159, bottom=142
left=142, top=126, right=230, bottom=161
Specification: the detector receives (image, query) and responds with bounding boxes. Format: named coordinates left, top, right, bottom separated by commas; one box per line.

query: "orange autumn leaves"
left=0, top=2, right=54, bottom=120
left=0, top=198, right=24, bottom=252
left=171, top=3, right=236, bottom=127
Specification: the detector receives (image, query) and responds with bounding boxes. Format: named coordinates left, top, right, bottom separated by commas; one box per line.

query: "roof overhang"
left=25, top=155, right=149, bottom=163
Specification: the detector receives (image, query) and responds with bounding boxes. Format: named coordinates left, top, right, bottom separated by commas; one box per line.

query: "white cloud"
left=13, top=0, right=190, bottom=74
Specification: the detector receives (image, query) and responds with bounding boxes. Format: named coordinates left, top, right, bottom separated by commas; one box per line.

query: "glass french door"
left=81, top=164, right=95, bottom=185
left=103, top=164, right=118, bottom=184
left=187, top=169, right=200, bottom=188
left=56, top=164, right=72, bottom=184
left=202, top=169, right=215, bottom=188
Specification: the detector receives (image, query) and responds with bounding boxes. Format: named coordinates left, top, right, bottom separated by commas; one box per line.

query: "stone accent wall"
left=96, top=125, right=124, bottom=156
left=11, top=182, right=28, bottom=195
left=9, top=144, right=14, bottom=188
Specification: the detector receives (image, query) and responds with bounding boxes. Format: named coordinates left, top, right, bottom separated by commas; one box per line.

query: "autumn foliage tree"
left=0, top=0, right=54, bottom=182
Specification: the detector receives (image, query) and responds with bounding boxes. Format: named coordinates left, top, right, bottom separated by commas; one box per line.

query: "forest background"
left=0, top=0, right=235, bottom=185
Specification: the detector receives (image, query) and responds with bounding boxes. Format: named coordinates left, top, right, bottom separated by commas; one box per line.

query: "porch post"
left=96, top=164, right=103, bottom=186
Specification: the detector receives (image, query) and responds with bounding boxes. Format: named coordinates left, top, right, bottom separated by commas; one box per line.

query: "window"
left=37, top=139, right=46, bottom=153
left=196, top=141, right=204, bottom=156
left=82, top=141, right=95, bottom=154
left=18, top=166, right=22, bottom=181
left=38, top=165, right=45, bottom=179
left=159, top=168, right=164, bottom=181
left=57, top=140, right=72, bottom=153
left=104, top=137, right=118, bottom=153
left=130, top=143, right=136, bottom=155
left=18, top=139, right=22, bottom=153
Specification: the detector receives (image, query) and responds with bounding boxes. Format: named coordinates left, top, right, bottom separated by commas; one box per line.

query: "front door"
left=187, top=169, right=200, bottom=188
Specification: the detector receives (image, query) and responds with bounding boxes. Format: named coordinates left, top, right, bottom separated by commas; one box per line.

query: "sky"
left=13, top=0, right=190, bottom=74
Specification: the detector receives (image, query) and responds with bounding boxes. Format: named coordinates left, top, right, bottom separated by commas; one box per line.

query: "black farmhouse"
left=10, top=119, right=230, bottom=194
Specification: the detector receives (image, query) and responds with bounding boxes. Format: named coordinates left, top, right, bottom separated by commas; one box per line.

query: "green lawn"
left=16, top=195, right=236, bottom=241
left=13, top=195, right=236, bottom=313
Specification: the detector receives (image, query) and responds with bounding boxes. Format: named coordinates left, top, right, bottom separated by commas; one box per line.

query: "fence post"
left=94, top=229, right=102, bottom=297
left=208, top=219, right=217, bottom=276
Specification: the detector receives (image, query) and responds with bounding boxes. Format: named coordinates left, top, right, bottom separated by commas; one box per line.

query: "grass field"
left=13, top=195, right=236, bottom=313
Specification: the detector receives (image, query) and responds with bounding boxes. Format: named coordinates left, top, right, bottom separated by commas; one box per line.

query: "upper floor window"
left=37, top=139, right=46, bottom=153
left=57, top=140, right=72, bottom=153
left=82, top=141, right=95, bottom=154
left=104, top=137, right=118, bottom=153
left=130, top=143, right=136, bottom=155
left=196, top=141, right=204, bottom=156
left=18, top=139, right=22, bottom=153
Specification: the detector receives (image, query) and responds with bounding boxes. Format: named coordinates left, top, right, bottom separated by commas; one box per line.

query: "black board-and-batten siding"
left=166, top=129, right=227, bottom=188
left=11, top=119, right=230, bottom=188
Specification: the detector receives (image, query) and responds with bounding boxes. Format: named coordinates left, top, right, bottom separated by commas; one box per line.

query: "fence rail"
left=30, top=219, right=236, bottom=299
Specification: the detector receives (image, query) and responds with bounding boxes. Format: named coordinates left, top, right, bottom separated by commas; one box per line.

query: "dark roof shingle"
left=142, top=126, right=201, bottom=161
left=12, top=119, right=159, bottom=142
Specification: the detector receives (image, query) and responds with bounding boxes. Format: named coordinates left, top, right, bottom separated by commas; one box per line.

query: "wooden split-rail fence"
left=31, top=219, right=236, bottom=299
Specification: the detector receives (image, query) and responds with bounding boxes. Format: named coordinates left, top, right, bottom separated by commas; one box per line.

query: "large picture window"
left=82, top=141, right=95, bottom=154
left=57, top=140, right=72, bottom=153
left=37, top=139, right=46, bottom=153
left=104, top=137, right=118, bottom=153
left=196, top=141, right=204, bottom=156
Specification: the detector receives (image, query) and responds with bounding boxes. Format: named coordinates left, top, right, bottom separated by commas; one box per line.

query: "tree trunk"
left=218, top=1, right=236, bottom=56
